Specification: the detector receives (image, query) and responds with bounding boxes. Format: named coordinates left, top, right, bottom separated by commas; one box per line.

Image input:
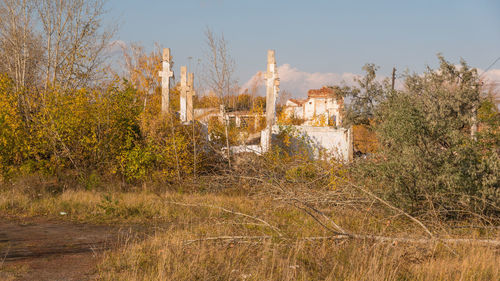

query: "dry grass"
left=1, top=170, right=499, bottom=280
left=97, top=229, right=499, bottom=281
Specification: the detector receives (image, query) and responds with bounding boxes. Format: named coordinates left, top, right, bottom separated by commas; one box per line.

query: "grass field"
left=1, top=170, right=498, bottom=281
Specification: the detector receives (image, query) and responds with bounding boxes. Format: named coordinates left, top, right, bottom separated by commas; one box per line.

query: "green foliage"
left=343, top=64, right=390, bottom=127
left=23, top=83, right=142, bottom=174
left=477, top=97, right=500, bottom=150
left=118, top=143, right=155, bottom=181
left=97, top=194, right=120, bottom=215
left=0, top=76, right=217, bottom=185
left=272, top=125, right=316, bottom=159
left=361, top=56, right=499, bottom=217
left=207, top=117, right=244, bottom=146
left=285, top=162, right=320, bottom=183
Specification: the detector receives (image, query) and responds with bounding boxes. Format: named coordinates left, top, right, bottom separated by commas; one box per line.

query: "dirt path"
left=0, top=218, right=137, bottom=281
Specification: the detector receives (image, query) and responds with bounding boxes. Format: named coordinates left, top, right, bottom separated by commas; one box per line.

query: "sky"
left=105, top=0, right=500, bottom=98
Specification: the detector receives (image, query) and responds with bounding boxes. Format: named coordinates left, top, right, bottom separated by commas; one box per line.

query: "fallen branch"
left=291, top=202, right=345, bottom=236
left=450, top=225, right=500, bottom=230
left=182, top=234, right=500, bottom=246
left=306, top=234, right=500, bottom=246
left=289, top=199, right=347, bottom=235
left=345, top=181, right=435, bottom=239
left=184, top=235, right=272, bottom=245
left=163, top=201, right=283, bottom=236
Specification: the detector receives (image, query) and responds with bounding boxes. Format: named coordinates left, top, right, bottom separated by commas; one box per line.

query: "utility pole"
left=391, top=67, right=396, bottom=91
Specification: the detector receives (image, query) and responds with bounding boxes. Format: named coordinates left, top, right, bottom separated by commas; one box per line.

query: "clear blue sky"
left=105, top=0, right=500, bottom=88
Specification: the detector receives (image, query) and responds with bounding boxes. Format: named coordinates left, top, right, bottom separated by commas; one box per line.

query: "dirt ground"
left=0, top=218, right=137, bottom=281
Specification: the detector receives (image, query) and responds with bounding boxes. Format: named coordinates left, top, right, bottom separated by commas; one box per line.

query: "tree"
left=121, top=43, right=165, bottom=111
left=278, top=89, right=291, bottom=106
left=0, top=0, right=42, bottom=92
left=0, top=0, right=115, bottom=125
left=0, top=75, right=27, bottom=177
left=343, top=63, right=389, bottom=127
left=36, top=0, right=114, bottom=89
left=0, top=0, right=44, bottom=125
left=202, top=27, right=236, bottom=107
left=366, top=56, right=499, bottom=218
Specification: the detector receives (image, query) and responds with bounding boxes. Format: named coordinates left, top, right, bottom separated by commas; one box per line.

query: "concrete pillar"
left=347, top=126, right=354, bottom=162
left=260, top=129, right=271, bottom=153
left=158, top=48, right=173, bottom=114
left=180, top=66, right=187, bottom=122
left=263, top=50, right=279, bottom=152
left=471, top=106, right=478, bottom=140
left=265, top=50, right=279, bottom=127
left=187, top=72, right=195, bottom=122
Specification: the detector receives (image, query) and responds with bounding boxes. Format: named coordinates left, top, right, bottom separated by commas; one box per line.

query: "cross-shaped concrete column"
left=187, top=72, right=196, bottom=122
left=263, top=50, right=279, bottom=151
left=179, top=66, right=187, bottom=122
left=158, top=48, right=174, bottom=114
left=265, top=50, right=279, bottom=127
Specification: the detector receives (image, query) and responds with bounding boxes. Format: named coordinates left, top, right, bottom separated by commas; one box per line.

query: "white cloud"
left=241, top=64, right=366, bottom=99
left=241, top=64, right=500, bottom=100
left=479, top=68, right=500, bottom=85
left=476, top=68, right=500, bottom=102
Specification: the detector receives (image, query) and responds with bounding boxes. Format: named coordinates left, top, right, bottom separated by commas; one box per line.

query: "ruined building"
left=284, top=86, right=344, bottom=127
left=159, top=47, right=352, bottom=162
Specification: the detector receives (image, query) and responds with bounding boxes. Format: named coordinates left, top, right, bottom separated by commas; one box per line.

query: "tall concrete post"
left=262, top=50, right=279, bottom=152
left=187, top=72, right=196, bottom=122
left=180, top=66, right=187, bottom=122
left=347, top=126, right=354, bottom=162
left=158, top=48, right=173, bottom=114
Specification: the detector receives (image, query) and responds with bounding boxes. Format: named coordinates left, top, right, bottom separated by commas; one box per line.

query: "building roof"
left=307, top=86, right=341, bottom=99
left=284, top=86, right=344, bottom=109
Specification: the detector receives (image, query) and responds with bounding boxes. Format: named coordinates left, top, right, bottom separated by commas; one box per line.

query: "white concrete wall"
left=304, top=100, right=315, bottom=119
left=296, top=126, right=352, bottom=162
left=261, top=125, right=353, bottom=162
left=295, top=107, right=304, bottom=119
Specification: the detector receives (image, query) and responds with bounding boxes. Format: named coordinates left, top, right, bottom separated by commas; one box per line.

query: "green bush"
left=361, top=56, right=500, bottom=218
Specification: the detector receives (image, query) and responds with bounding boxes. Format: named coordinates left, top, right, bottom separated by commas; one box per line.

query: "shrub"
left=0, top=75, right=27, bottom=178
left=362, top=56, right=500, bottom=218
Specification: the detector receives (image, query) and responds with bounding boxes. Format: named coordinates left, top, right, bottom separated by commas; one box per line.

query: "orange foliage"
left=353, top=125, right=378, bottom=154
